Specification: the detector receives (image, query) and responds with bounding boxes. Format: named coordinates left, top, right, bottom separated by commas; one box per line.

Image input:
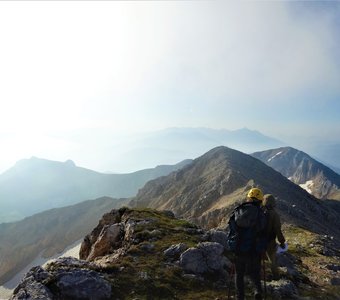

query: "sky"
left=0, top=0, right=339, bottom=173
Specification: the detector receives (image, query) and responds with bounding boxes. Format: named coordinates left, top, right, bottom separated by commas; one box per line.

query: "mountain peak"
left=131, top=145, right=339, bottom=235
left=252, top=147, right=340, bottom=200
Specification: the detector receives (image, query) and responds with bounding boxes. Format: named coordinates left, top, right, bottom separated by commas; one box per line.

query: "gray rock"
left=164, top=243, right=188, bottom=259
left=202, top=229, right=229, bottom=251
left=180, top=247, right=206, bottom=274
left=11, top=259, right=112, bottom=300
left=11, top=266, right=53, bottom=300
left=180, top=242, right=228, bottom=275
left=197, top=242, right=225, bottom=271
left=46, top=256, right=95, bottom=270
left=56, top=269, right=112, bottom=300
left=11, top=281, right=53, bottom=300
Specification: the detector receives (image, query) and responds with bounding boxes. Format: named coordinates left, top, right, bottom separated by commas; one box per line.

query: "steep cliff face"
left=252, top=147, right=340, bottom=200
left=10, top=208, right=340, bottom=300
left=130, top=147, right=340, bottom=237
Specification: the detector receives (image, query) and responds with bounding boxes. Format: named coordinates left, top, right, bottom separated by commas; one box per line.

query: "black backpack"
left=227, top=202, right=268, bottom=254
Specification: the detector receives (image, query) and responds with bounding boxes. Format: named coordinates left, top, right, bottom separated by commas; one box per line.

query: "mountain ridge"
left=251, top=146, right=340, bottom=200
left=131, top=146, right=339, bottom=236
left=0, top=157, right=191, bottom=223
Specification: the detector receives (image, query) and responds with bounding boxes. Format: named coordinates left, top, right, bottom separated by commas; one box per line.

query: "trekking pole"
left=262, top=257, right=267, bottom=299
left=227, top=263, right=235, bottom=300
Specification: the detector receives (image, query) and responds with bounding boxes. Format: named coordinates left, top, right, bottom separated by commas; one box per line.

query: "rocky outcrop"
left=10, top=208, right=340, bottom=300
left=79, top=209, right=124, bottom=260
left=10, top=208, right=234, bottom=299
left=11, top=258, right=111, bottom=300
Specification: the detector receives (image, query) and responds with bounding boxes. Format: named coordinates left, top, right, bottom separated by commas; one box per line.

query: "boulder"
left=55, top=269, right=111, bottom=300
left=11, top=266, right=53, bottom=300
left=11, top=258, right=112, bottom=300
left=202, top=229, right=229, bottom=251
left=179, top=242, right=228, bottom=275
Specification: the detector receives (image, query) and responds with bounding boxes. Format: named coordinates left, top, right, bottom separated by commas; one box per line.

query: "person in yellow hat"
left=227, top=188, right=267, bottom=300
left=262, top=194, right=286, bottom=280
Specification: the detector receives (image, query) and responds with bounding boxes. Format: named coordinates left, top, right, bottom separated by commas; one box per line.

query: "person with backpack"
left=227, top=187, right=267, bottom=300
left=262, top=194, right=286, bottom=280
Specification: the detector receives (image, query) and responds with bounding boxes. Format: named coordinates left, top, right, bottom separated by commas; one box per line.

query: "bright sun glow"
left=0, top=1, right=339, bottom=173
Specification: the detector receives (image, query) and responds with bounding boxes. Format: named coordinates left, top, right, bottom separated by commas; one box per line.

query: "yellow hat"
left=247, top=188, right=264, bottom=201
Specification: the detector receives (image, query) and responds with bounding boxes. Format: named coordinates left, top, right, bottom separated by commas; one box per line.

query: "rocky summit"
left=10, top=207, right=340, bottom=299
left=251, top=146, right=340, bottom=200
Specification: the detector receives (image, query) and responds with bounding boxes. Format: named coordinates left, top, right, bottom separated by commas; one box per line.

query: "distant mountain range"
left=251, top=147, right=340, bottom=200
left=0, top=157, right=190, bottom=223
left=104, top=127, right=286, bottom=172
left=131, top=146, right=339, bottom=235
left=105, top=127, right=340, bottom=175
left=0, top=196, right=127, bottom=285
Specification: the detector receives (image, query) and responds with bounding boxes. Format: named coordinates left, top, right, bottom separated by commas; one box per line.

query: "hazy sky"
left=0, top=1, right=339, bottom=172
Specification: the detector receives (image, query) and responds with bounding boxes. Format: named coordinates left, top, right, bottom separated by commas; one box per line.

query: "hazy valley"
left=0, top=157, right=190, bottom=223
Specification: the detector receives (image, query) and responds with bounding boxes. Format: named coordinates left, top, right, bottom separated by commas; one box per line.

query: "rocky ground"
left=10, top=208, right=340, bottom=300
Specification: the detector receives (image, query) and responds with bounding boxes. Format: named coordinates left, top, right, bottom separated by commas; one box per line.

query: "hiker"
left=262, top=194, right=286, bottom=280
left=227, top=188, right=267, bottom=300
